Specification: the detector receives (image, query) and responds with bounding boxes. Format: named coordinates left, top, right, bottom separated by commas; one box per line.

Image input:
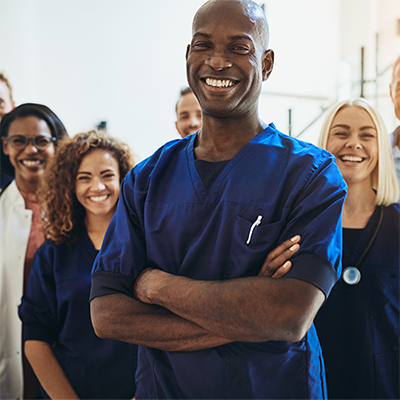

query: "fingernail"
left=291, top=235, right=301, bottom=242
left=283, top=261, right=291, bottom=269
left=290, top=243, right=299, bottom=251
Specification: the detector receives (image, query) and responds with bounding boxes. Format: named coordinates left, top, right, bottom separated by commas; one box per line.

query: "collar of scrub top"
left=342, top=205, right=384, bottom=285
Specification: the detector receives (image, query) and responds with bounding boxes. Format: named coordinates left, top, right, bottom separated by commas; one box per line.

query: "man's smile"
left=204, top=78, right=236, bottom=88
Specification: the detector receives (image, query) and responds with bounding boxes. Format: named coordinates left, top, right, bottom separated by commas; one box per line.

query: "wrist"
left=134, top=268, right=168, bottom=304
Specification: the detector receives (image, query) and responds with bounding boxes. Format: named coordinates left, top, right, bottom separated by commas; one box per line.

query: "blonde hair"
left=318, top=98, right=399, bottom=206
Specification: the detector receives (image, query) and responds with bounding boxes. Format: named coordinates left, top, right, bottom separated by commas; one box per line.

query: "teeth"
left=341, top=156, right=363, bottom=162
left=22, top=160, right=41, bottom=167
left=205, top=78, right=234, bottom=88
left=90, top=195, right=108, bottom=202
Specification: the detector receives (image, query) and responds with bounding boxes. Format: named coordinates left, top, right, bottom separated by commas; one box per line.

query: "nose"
left=205, top=50, right=232, bottom=71
left=345, top=136, right=362, bottom=149
left=189, top=117, right=201, bottom=128
left=24, top=141, right=39, bottom=154
left=92, top=177, right=106, bottom=191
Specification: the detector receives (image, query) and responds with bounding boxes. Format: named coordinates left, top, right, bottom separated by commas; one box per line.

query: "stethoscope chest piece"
left=343, top=266, right=361, bottom=285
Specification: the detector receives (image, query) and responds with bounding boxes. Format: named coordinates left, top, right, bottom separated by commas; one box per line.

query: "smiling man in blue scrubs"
left=90, top=1, right=347, bottom=398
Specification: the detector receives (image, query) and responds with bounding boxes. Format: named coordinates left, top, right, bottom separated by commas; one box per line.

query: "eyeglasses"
left=5, top=135, right=56, bottom=151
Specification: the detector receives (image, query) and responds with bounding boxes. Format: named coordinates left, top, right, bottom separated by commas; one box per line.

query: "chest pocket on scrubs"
left=226, top=215, right=284, bottom=279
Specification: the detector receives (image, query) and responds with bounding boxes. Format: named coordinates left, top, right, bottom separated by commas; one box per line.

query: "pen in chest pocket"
left=246, top=215, right=263, bottom=245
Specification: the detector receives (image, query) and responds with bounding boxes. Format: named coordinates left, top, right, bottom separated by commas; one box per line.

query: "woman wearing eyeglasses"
left=0, top=103, right=68, bottom=400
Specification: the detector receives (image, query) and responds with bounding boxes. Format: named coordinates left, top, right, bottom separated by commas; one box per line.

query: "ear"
left=262, top=49, right=274, bottom=82
left=2, top=137, right=10, bottom=156
left=186, top=44, right=191, bottom=60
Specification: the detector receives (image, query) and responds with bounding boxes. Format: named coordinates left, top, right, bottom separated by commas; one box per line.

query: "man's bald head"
left=192, top=0, right=269, bottom=52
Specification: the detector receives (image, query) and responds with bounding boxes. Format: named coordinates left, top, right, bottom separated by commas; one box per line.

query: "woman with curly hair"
left=18, top=131, right=138, bottom=399
left=0, top=103, right=68, bottom=400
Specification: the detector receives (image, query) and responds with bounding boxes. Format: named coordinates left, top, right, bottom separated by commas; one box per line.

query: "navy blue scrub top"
left=315, top=204, right=400, bottom=399
left=19, top=224, right=137, bottom=399
left=91, top=124, right=347, bottom=400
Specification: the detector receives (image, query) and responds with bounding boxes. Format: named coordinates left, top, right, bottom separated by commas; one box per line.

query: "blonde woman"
left=314, top=99, right=399, bottom=399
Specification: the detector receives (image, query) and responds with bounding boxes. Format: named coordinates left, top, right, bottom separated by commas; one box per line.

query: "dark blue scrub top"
left=18, top=225, right=137, bottom=399
left=315, top=204, right=400, bottom=399
left=91, top=124, right=347, bottom=400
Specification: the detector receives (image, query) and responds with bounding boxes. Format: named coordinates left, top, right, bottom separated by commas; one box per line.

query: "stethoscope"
left=342, top=206, right=384, bottom=285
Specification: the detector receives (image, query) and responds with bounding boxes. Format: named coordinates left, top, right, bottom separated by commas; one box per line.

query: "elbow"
left=281, top=314, right=314, bottom=343
left=90, top=298, right=114, bottom=339
left=284, top=323, right=310, bottom=343
left=257, top=312, right=314, bottom=343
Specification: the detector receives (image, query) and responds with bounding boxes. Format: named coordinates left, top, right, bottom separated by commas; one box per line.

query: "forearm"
left=90, top=293, right=232, bottom=351
left=24, top=340, right=79, bottom=400
left=136, top=272, right=324, bottom=342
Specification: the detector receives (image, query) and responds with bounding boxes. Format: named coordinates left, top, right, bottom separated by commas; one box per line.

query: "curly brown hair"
left=39, top=130, right=135, bottom=245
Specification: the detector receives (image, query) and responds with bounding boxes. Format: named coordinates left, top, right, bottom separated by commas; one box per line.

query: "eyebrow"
left=193, top=32, right=253, bottom=43
left=77, top=169, right=115, bottom=175
left=331, top=124, right=376, bottom=131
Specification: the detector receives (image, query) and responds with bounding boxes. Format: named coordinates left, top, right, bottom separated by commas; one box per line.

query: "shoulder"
left=258, top=123, right=336, bottom=166
left=123, top=137, right=189, bottom=189
left=383, top=203, right=400, bottom=218
left=0, top=180, right=25, bottom=213
left=258, top=124, right=345, bottom=189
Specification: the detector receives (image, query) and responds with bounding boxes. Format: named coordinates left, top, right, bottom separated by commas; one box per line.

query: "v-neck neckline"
left=343, top=206, right=380, bottom=268
left=186, top=125, right=273, bottom=203
left=79, top=224, right=99, bottom=259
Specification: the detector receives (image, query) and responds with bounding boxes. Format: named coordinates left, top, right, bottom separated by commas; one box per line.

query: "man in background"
left=390, top=56, right=400, bottom=200
left=0, top=73, right=15, bottom=122
left=175, top=87, right=201, bottom=138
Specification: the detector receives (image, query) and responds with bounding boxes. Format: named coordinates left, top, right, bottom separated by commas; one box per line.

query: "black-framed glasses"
left=5, top=135, right=56, bottom=151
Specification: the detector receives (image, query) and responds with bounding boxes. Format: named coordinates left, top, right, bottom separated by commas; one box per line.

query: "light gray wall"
left=1, top=0, right=399, bottom=160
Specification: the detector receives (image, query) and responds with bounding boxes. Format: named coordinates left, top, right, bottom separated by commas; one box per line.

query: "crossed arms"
left=90, top=236, right=325, bottom=351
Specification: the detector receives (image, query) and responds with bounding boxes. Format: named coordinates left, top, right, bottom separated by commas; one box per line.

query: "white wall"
left=0, top=0, right=399, bottom=160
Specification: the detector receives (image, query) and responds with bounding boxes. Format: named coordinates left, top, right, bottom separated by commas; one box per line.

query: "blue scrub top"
left=91, top=124, right=347, bottom=400
left=18, top=224, right=137, bottom=400
left=315, top=204, right=400, bottom=399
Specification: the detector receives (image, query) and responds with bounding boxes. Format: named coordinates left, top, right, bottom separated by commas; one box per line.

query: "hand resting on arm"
left=91, top=236, right=302, bottom=350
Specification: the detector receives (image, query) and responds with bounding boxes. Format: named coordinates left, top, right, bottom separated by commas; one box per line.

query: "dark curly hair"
left=1, top=103, right=68, bottom=183
left=39, top=130, right=135, bottom=245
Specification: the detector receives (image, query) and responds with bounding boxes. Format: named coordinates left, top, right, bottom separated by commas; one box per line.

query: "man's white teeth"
left=341, top=156, right=363, bottom=162
left=90, top=195, right=108, bottom=202
left=22, top=160, right=41, bottom=167
left=205, top=78, right=234, bottom=87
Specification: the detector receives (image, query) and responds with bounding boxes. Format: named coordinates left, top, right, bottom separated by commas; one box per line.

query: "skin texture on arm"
left=91, top=294, right=232, bottom=351
left=24, top=340, right=79, bottom=400
left=91, top=236, right=301, bottom=350
left=134, top=270, right=323, bottom=343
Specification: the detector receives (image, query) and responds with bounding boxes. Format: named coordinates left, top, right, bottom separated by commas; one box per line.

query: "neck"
left=195, top=112, right=266, bottom=161
left=15, top=177, right=40, bottom=194
left=343, top=180, right=376, bottom=228
left=84, top=211, right=114, bottom=250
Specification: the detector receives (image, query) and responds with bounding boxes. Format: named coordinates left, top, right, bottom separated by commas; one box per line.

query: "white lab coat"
left=0, top=181, right=32, bottom=400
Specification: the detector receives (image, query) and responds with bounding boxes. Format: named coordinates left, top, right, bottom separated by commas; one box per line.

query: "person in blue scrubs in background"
left=90, top=1, right=347, bottom=399
left=18, top=131, right=138, bottom=399
left=315, top=99, right=399, bottom=399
